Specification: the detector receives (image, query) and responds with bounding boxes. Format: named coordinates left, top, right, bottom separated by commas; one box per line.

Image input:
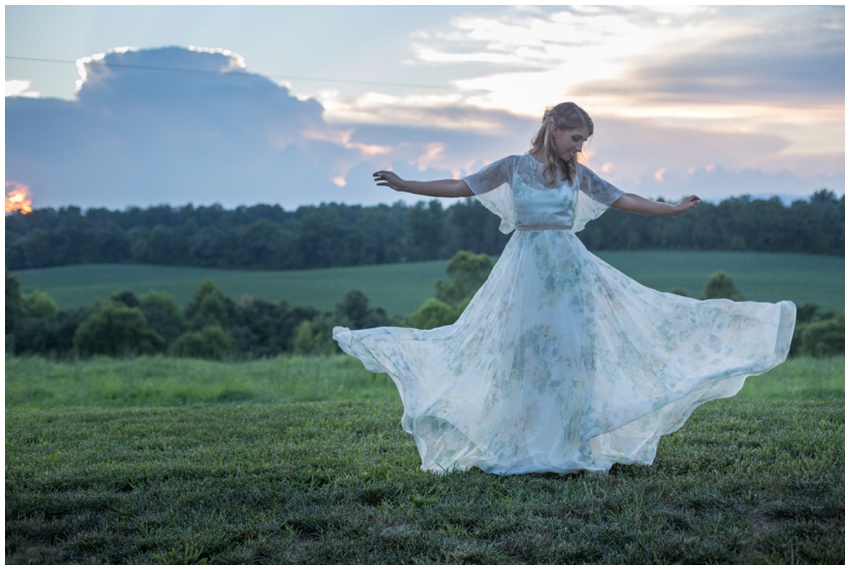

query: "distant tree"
left=356, top=207, right=404, bottom=265
left=295, top=207, right=348, bottom=268
left=231, top=298, right=318, bottom=357
left=408, top=251, right=493, bottom=330
left=800, top=314, right=844, bottom=357
left=702, top=271, right=745, bottom=301
left=434, top=251, right=494, bottom=307
left=795, top=302, right=822, bottom=325
left=18, top=228, right=68, bottom=268
left=111, top=290, right=140, bottom=308
left=73, top=302, right=165, bottom=358
left=409, top=298, right=458, bottom=330
left=144, top=225, right=176, bottom=265
left=405, top=200, right=447, bottom=261
left=293, top=317, right=337, bottom=356
left=138, top=291, right=187, bottom=345
left=185, top=279, right=237, bottom=328
left=6, top=271, right=23, bottom=350
left=447, top=198, right=507, bottom=256
left=729, top=235, right=747, bottom=250
left=3, top=191, right=844, bottom=272
left=334, top=290, right=390, bottom=330
left=21, top=290, right=59, bottom=319
left=293, top=320, right=318, bottom=355
left=93, top=222, right=132, bottom=263
left=241, top=219, right=290, bottom=269
left=170, top=325, right=236, bottom=360
left=790, top=302, right=844, bottom=357
left=14, top=307, right=92, bottom=357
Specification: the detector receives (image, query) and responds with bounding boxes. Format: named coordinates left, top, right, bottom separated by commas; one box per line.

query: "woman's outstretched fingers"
left=373, top=169, right=403, bottom=190
left=680, top=195, right=701, bottom=211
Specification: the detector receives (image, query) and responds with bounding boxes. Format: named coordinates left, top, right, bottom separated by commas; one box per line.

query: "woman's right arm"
left=373, top=170, right=473, bottom=198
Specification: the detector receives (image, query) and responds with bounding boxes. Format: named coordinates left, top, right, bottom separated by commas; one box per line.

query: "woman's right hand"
left=372, top=171, right=473, bottom=198
left=373, top=170, right=406, bottom=192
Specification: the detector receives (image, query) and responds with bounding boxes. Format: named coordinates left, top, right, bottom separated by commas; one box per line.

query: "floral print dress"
left=333, top=154, right=796, bottom=475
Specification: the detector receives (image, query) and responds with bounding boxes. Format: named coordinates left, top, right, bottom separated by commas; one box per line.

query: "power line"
left=5, top=55, right=452, bottom=90
left=6, top=55, right=841, bottom=111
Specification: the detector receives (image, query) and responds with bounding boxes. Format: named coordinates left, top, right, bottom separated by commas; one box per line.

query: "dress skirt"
left=333, top=229, right=796, bottom=475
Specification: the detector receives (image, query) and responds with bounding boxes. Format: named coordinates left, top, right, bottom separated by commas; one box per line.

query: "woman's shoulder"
left=495, top=153, right=537, bottom=173
left=466, top=154, right=524, bottom=179
left=576, top=162, right=593, bottom=175
left=486, top=154, right=525, bottom=167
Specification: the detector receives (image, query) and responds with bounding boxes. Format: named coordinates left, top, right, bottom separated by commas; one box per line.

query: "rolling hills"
left=11, top=250, right=844, bottom=316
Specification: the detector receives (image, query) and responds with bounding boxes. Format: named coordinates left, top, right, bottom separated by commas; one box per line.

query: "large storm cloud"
left=5, top=46, right=465, bottom=210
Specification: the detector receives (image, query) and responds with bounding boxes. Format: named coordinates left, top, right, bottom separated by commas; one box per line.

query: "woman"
left=333, top=102, right=795, bottom=476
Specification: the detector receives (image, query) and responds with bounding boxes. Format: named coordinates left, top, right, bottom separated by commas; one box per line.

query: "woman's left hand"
left=674, top=195, right=701, bottom=214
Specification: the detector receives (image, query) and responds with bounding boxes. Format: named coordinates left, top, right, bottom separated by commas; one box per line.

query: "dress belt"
left=515, top=225, right=573, bottom=231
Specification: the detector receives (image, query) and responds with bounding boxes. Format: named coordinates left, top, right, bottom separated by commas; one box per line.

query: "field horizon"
left=10, top=249, right=844, bottom=317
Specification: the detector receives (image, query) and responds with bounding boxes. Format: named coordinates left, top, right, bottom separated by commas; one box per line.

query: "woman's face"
left=551, top=124, right=591, bottom=162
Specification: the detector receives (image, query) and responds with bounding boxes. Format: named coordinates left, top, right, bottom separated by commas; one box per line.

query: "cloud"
left=578, top=115, right=844, bottom=201
left=343, top=5, right=847, bottom=202
left=574, top=7, right=844, bottom=107
left=638, top=164, right=843, bottom=205
left=7, top=46, right=539, bottom=211
left=5, top=46, right=393, bottom=210
left=5, top=37, right=843, bottom=213
left=6, top=80, right=38, bottom=98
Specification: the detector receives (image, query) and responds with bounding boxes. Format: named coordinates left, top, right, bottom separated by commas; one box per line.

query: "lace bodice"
left=462, top=154, right=624, bottom=233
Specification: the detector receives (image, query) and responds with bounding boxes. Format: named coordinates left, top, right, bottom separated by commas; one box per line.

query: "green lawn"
left=4, top=355, right=843, bottom=411
left=5, top=355, right=845, bottom=564
left=10, top=250, right=845, bottom=316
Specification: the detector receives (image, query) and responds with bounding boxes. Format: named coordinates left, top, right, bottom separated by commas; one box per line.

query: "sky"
left=4, top=4, right=846, bottom=212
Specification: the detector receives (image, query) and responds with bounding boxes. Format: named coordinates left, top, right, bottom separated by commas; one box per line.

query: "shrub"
left=73, top=302, right=165, bottom=357
left=702, top=271, right=744, bottom=301
left=800, top=315, right=844, bottom=357
left=409, top=298, right=458, bottom=330
left=185, top=279, right=237, bottom=328
left=434, top=250, right=494, bottom=307
left=139, top=291, right=187, bottom=344
left=334, top=289, right=390, bottom=330
left=21, top=290, right=59, bottom=318
left=170, top=325, right=237, bottom=360
left=293, top=318, right=337, bottom=356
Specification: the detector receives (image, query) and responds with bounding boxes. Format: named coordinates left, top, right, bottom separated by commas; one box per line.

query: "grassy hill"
left=5, top=355, right=844, bottom=564
left=11, top=250, right=844, bottom=316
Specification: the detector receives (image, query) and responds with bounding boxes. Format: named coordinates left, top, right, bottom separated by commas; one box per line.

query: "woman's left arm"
left=611, top=193, right=701, bottom=216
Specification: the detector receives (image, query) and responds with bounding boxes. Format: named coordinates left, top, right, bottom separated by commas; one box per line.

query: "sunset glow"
left=5, top=182, right=33, bottom=214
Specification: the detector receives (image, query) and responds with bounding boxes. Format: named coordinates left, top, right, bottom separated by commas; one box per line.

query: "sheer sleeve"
left=573, top=164, right=625, bottom=233
left=462, top=156, right=518, bottom=234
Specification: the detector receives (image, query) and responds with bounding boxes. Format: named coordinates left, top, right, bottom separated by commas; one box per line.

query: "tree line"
left=6, top=253, right=843, bottom=362
left=5, top=189, right=843, bottom=271
left=5, top=270, right=391, bottom=360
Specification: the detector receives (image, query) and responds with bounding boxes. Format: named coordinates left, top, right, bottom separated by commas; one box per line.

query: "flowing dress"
left=333, top=154, right=796, bottom=475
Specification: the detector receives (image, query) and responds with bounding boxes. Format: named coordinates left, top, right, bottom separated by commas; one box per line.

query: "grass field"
left=5, top=355, right=845, bottom=564
left=11, top=250, right=845, bottom=316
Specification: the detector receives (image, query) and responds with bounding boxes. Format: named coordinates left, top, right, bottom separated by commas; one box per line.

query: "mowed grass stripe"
left=5, top=356, right=844, bottom=411
left=11, top=250, right=845, bottom=316
left=5, top=355, right=400, bottom=410
left=5, top=398, right=843, bottom=564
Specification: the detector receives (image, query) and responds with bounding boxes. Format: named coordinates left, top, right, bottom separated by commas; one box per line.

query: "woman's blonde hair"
left=529, top=102, right=593, bottom=185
